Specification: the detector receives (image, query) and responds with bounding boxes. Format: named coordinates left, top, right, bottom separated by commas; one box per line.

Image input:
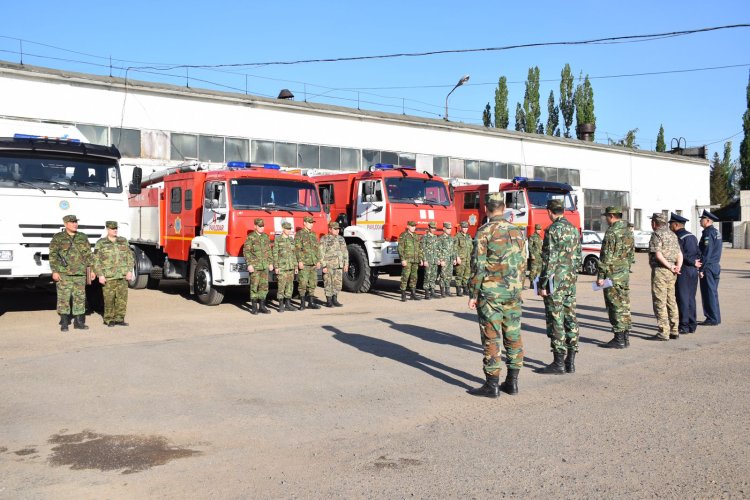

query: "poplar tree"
left=494, top=76, right=509, bottom=129
left=656, top=125, right=666, bottom=152
left=546, top=90, right=560, bottom=137
left=515, top=103, right=526, bottom=132
left=559, top=64, right=575, bottom=138
left=523, top=67, right=541, bottom=134
left=710, top=152, right=730, bottom=207
left=482, top=103, right=492, bottom=127
left=740, top=70, right=750, bottom=190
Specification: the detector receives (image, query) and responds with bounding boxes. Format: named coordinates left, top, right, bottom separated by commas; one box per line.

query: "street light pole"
left=444, top=74, right=470, bottom=121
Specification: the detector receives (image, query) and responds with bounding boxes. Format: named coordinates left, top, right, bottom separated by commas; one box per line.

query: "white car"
left=580, top=230, right=602, bottom=275
left=634, top=229, right=652, bottom=251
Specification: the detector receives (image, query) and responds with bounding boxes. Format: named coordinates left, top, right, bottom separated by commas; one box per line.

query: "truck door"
left=503, top=190, right=529, bottom=229
left=355, top=179, right=385, bottom=240
left=202, top=181, right=228, bottom=255
left=165, top=180, right=192, bottom=261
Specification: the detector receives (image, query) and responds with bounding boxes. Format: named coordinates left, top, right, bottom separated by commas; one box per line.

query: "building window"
left=274, top=142, right=297, bottom=168
left=225, top=138, right=249, bottom=162
left=463, top=191, right=480, bottom=209
left=185, top=189, right=193, bottom=210
left=569, top=169, right=580, bottom=186
left=141, top=130, right=169, bottom=159
left=398, top=153, right=416, bottom=167
left=111, top=128, right=141, bottom=158
left=320, top=146, right=341, bottom=170
left=171, top=133, right=198, bottom=161
left=341, top=148, right=359, bottom=171
left=199, top=135, right=225, bottom=163
left=584, top=189, right=630, bottom=231
left=465, top=160, right=480, bottom=180
left=449, top=158, right=465, bottom=178
left=362, top=149, right=380, bottom=169
left=170, top=187, right=182, bottom=214
left=251, top=140, right=274, bottom=163
left=381, top=151, right=398, bottom=165
left=76, top=124, right=108, bottom=146
left=298, top=144, right=320, bottom=169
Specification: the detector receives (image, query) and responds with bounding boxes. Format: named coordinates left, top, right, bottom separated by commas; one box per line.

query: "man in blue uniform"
left=698, top=210, right=722, bottom=325
left=669, top=213, right=701, bottom=334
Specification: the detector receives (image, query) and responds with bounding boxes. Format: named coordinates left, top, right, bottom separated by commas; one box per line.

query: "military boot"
left=424, top=288, right=431, bottom=300
left=259, top=299, right=270, bottom=314
left=73, top=315, right=89, bottom=330
left=332, top=295, right=343, bottom=307
left=436, top=287, right=443, bottom=298
left=624, top=331, right=631, bottom=347
left=308, top=295, right=321, bottom=309
left=456, top=285, right=463, bottom=297
left=603, top=331, right=625, bottom=349
left=401, top=290, right=407, bottom=302
left=499, top=368, right=519, bottom=395
left=250, top=300, right=258, bottom=315
left=443, top=285, right=451, bottom=297
left=565, top=350, right=577, bottom=374
left=539, top=351, right=565, bottom=374
left=59, top=314, right=71, bottom=332
left=463, top=285, right=470, bottom=296
left=468, top=374, right=500, bottom=398
left=298, top=295, right=306, bottom=311
left=410, top=289, right=420, bottom=301
left=285, top=298, right=294, bottom=312
left=278, top=299, right=285, bottom=313
left=326, top=296, right=333, bottom=308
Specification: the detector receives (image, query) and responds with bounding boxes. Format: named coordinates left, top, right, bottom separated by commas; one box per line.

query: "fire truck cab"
left=129, top=162, right=327, bottom=305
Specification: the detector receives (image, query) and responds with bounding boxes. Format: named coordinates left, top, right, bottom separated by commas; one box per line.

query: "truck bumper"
left=0, top=244, right=51, bottom=279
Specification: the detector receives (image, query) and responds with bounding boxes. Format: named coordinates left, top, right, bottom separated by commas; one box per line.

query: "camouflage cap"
left=534, top=223, right=542, bottom=230
left=442, top=221, right=452, bottom=229
left=649, top=213, right=666, bottom=223
left=328, top=221, right=340, bottom=229
left=547, top=199, right=564, bottom=211
left=105, top=221, right=118, bottom=229
left=303, top=216, right=315, bottom=223
left=602, top=206, right=623, bottom=215
left=254, top=218, right=265, bottom=227
left=406, top=220, right=417, bottom=227
left=428, top=221, right=437, bottom=229
left=460, top=221, right=469, bottom=228
left=485, top=192, right=504, bottom=204
left=281, top=221, right=292, bottom=230
left=62, top=214, right=79, bottom=223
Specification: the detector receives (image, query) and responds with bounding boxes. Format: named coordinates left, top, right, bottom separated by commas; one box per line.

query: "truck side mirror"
left=129, top=166, right=142, bottom=195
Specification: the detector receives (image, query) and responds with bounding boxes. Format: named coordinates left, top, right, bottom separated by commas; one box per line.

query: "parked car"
left=634, top=229, right=652, bottom=251
left=580, top=230, right=602, bottom=275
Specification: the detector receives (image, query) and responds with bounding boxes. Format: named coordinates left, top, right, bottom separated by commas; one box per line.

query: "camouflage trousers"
left=651, top=267, right=678, bottom=336
left=277, top=270, right=295, bottom=299
left=543, top=287, right=579, bottom=353
left=439, top=261, right=454, bottom=287
left=102, top=278, right=128, bottom=323
left=324, top=268, right=343, bottom=297
left=603, top=279, right=631, bottom=333
left=527, top=259, right=541, bottom=285
left=298, top=266, right=317, bottom=295
left=400, top=262, right=419, bottom=291
left=56, top=274, right=86, bottom=315
left=423, top=261, right=439, bottom=291
left=249, top=270, right=269, bottom=300
left=477, top=295, right=524, bottom=375
left=454, top=260, right=471, bottom=286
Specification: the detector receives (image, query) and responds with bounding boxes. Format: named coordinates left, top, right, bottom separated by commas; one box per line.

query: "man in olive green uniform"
left=397, top=220, right=422, bottom=302
left=648, top=213, right=683, bottom=340
left=468, top=193, right=527, bottom=398
left=243, top=218, right=273, bottom=315
left=49, top=214, right=95, bottom=332
left=527, top=223, right=543, bottom=289
left=437, top=221, right=457, bottom=297
left=453, top=221, right=473, bottom=296
left=320, top=221, right=349, bottom=307
left=597, top=207, right=635, bottom=348
left=93, top=221, right=134, bottom=327
left=295, top=215, right=321, bottom=310
left=421, top=222, right=441, bottom=299
left=273, top=221, right=297, bottom=313
left=538, top=199, right=582, bottom=374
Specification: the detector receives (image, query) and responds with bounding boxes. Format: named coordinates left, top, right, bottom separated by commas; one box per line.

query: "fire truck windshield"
left=527, top=190, right=575, bottom=210
left=0, top=153, right=122, bottom=193
left=384, top=178, right=450, bottom=206
left=230, top=178, right=321, bottom=212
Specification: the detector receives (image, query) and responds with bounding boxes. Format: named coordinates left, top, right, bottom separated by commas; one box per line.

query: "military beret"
left=105, top=221, right=118, bottom=229
left=443, top=221, right=452, bottom=229
left=281, top=221, right=292, bottom=229
left=699, top=210, right=719, bottom=222
left=328, top=221, right=340, bottom=229
left=303, top=216, right=315, bottom=223
left=547, top=199, right=564, bottom=211
left=534, top=224, right=542, bottom=230
left=254, top=218, right=265, bottom=227
left=669, top=212, right=689, bottom=224
left=602, top=206, right=623, bottom=215
left=428, top=221, right=437, bottom=229
left=460, top=221, right=469, bottom=228
left=649, top=213, right=666, bottom=223
left=63, top=214, right=79, bottom=223
left=406, top=221, right=417, bottom=227
left=485, top=192, right=504, bottom=204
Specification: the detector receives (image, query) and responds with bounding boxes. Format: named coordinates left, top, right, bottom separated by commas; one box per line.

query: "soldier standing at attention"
left=243, top=218, right=273, bottom=315
left=49, top=214, right=95, bottom=332
left=453, top=221, right=473, bottom=296
left=421, top=221, right=441, bottom=299
left=93, top=221, right=134, bottom=327
left=527, top=223, right=543, bottom=289
left=397, top=221, right=422, bottom=302
left=295, top=215, right=321, bottom=310
left=669, top=213, right=701, bottom=333
left=273, top=221, right=297, bottom=313
left=437, top=221, right=457, bottom=297
left=538, top=199, right=582, bottom=374
left=320, top=221, right=349, bottom=308
left=648, top=213, right=683, bottom=340
left=698, top=210, right=722, bottom=325
left=467, top=193, right=526, bottom=398
left=597, top=207, right=635, bottom=349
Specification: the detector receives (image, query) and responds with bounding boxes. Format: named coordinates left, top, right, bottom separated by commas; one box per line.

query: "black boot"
left=278, top=299, right=285, bottom=313
left=539, top=351, right=565, bottom=374
left=326, top=296, right=333, bottom=308
left=401, top=290, right=407, bottom=302
left=443, top=285, right=451, bottom=297
left=565, top=350, right=576, bottom=374
left=424, top=288, right=431, bottom=300
left=436, top=287, right=443, bottom=298
left=308, top=295, right=321, bottom=309
left=468, top=374, right=500, bottom=398
left=456, top=285, right=463, bottom=297
left=332, top=295, right=343, bottom=307
left=298, top=294, right=306, bottom=311
left=59, top=314, right=71, bottom=332
left=463, top=286, right=470, bottom=296
left=624, top=331, right=630, bottom=347
left=499, top=368, right=519, bottom=395
left=73, top=315, right=89, bottom=330
left=603, top=331, right=626, bottom=349
left=250, top=300, right=258, bottom=315
left=285, top=298, right=294, bottom=312
left=410, top=289, right=420, bottom=301
left=259, top=299, right=270, bottom=314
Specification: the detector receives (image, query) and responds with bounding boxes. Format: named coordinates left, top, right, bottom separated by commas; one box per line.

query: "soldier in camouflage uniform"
left=437, top=221, right=456, bottom=297
left=273, top=221, right=297, bottom=313
left=397, top=220, right=423, bottom=302
left=527, top=223, right=543, bottom=289
left=295, top=215, right=321, bottom=310
left=597, top=207, right=635, bottom=348
left=420, top=221, right=441, bottom=299
left=243, top=218, right=273, bottom=315
left=538, top=199, right=582, bottom=374
left=468, top=193, right=526, bottom=398
left=320, top=221, right=349, bottom=307
left=49, top=214, right=95, bottom=332
left=648, top=213, right=682, bottom=340
left=453, top=221, right=473, bottom=296
left=93, top=221, right=134, bottom=327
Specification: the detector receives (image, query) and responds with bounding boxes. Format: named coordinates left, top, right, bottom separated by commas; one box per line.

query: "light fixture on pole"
left=444, top=74, right=470, bottom=121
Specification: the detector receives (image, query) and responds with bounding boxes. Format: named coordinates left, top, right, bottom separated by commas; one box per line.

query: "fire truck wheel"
left=344, top=243, right=373, bottom=293
left=194, top=257, right=225, bottom=306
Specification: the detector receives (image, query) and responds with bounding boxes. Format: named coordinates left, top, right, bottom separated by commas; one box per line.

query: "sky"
left=1, top=0, right=749, bottom=162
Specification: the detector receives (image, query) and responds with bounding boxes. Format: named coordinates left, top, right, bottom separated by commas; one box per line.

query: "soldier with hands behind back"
left=320, top=221, right=348, bottom=307
left=648, top=213, right=682, bottom=340
left=93, top=221, right=134, bottom=327
left=669, top=213, right=701, bottom=333
left=453, top=221, right=473, bottom=296
left=273, top=221, right=297, bottom=313
left=698, top=210, right=722, bottom=326
left=295, top=216, right=321, bottom=310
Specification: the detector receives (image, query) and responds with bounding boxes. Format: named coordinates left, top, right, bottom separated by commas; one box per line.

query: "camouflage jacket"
left=49, top=231, right=92, bottom=275
left=397, top=230, right=422, bottom=262
left=320, top=234, right=348, bottom=269
left=273, top=234, right=297, bottom=271
left=93, top=236, right=134, bottom=279
left=420, top=232, right=440, bottom=264
left=597, top=220, right=634, bottom=281
left=243, top=232, right=272, bottom=269
left=527, top=232, right=543, bottom=263
left=455, top=232, right=473, bottom=261
left=649, top=228, right=680, bottom=268
left=295, top=228, right=320, bottom=265
left=437, top=233, right=456, bottom=262
left=469, top=215, right=526, bottom=301
left=539, top=216, right=581, bottom=293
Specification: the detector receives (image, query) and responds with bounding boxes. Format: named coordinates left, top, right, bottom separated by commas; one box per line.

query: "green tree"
left=609, top=128, right=639, bottom=149
left=722, top=141, right=735, bottom=200
left=740, top=70, right=750, bottom=190
left=515, top=103, right=526, bottom=132
left=559, top=64, right=575, bottom=138
left=655, top=125, right=666, bottom=152
left=482, top=103, right=492, bottom=127
left=546, top=90, right=560, bottom=137
left=574, top=73, right=596, bottom=139
left=710, top=151, right=730, bottom=207
left=494, top=76, right=509, bottom=129
left=523, top=67, right=542, bottom=134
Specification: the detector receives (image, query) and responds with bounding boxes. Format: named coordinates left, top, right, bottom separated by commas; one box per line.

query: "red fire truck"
left=128, top=162, right=327, bottom=305
left=453, top=177, right=581, bottom=237
left=311, top=164, right=457, bottom=293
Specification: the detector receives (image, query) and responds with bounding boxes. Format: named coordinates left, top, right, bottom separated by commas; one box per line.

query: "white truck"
left=0, top=119, right=135, bottom=286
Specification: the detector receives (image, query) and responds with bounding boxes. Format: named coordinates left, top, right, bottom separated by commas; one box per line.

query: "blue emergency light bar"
left=227, top=161, right=281, bottom=170
left=372, top=163, right=416, bottom=170
left=14, top=133, right=80, bottom=143
left=512, top=176, right=527, bottom=183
